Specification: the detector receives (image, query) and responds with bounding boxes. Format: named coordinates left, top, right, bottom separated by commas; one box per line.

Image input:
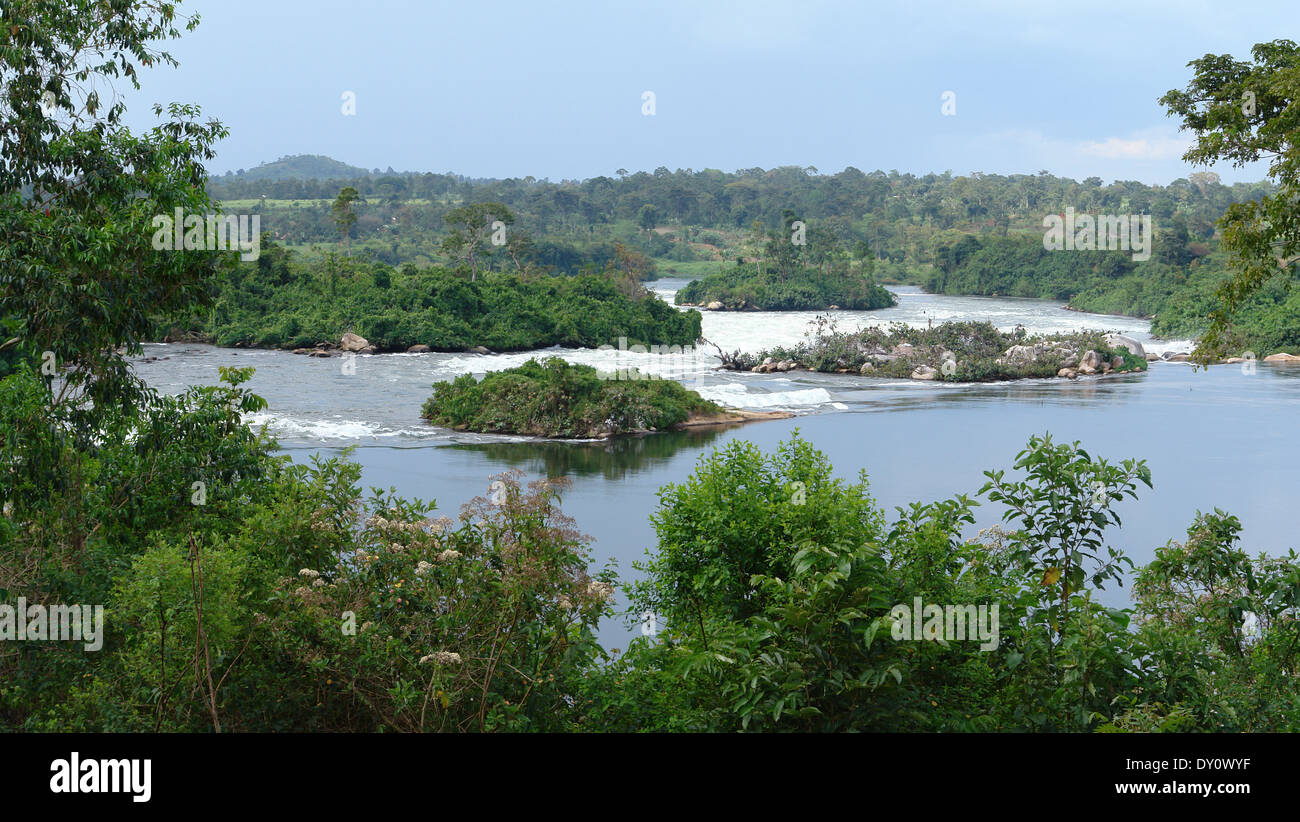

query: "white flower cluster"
left=366, top=514, right=454, bottom=535
left=586, top=581, right=615, bottom=602
left=419, top=651, right=462, bottom=665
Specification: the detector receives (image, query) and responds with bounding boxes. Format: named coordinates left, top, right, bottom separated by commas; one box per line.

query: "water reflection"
left=444, top=426, right=728, bottom=480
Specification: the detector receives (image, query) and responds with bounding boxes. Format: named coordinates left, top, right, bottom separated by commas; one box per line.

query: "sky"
left=117, top=0, right=1298, bottom=185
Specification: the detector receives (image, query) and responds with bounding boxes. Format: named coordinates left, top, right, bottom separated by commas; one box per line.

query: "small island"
left=422, top=358, right=790, bottom=439
left=676, top=263, right=896, bottom=311
left=725, top=320, right=1149, bottom=382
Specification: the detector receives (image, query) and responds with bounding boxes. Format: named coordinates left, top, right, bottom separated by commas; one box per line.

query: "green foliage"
left=252, top=471, right=613, bottom=733
left=0, top=0, right=228, bottom=416
left=1160, top=39, right=1300, bottom=363
left=604, top=432, right=1300, bottom=732
left=229, top=154, right=371, bottom=182
left=421, top=357, right=723, bottom=438
left=925, top=231, right=1300, bottom=358
left=1131, top=511, right=1300, bottom=730
left=677, top=262, right=896, bottom=311
left=169, top=242, right=702, bottom=352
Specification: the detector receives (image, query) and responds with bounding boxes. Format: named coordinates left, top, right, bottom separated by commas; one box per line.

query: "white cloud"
left=1078, top=132, right=1191, bottom=161
left=926, top=126, right=1265, bottom=184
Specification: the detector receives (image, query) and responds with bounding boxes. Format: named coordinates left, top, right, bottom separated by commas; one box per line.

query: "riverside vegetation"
left=157, top=238, right=702, bottom=353
left=923, top=232, right=1300, bottom=360
left=3, top=3, right=1300, bottom=733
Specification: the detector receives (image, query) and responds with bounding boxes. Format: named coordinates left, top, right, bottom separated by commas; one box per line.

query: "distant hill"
left=218, top=154, right=373, bottom=182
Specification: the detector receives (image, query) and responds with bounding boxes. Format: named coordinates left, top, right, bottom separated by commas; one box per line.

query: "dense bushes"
left=162, top=244, right=702, bottom=353
left=421, top=357, right=724, bottom=438
left=676, top=263, right=896, bottom=311
left=1, top=366, right=613, bottom=732
left=587, top=433, right=1299, bottom=732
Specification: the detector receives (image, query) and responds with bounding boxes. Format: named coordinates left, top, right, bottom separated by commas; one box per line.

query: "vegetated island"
left=722, top=319, right=1150, bottom=381
left=676, top=262, right=896, bottom=311
left=158, top=239, right=701, bottom=354
left=421, top=358, right=790, bottom=439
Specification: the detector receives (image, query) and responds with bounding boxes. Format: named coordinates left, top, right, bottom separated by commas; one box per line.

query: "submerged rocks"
left=406, top=344, right=432, bottom=353
left=910, top=365, right=939, bottom=381
left=751, top=357, right=798, bottom=373
left=1057, top=367, right=1077, bottom=379
left=467, top=345, right=493, bottom=355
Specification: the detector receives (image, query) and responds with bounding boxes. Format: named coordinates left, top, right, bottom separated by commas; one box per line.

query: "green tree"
left=637, top=203, right=658, bottom=231
left=441, top=202, right=513, bottom=281
left=331, top=186, right=361, bottom=256
left=0, top=0, right=229, bottom=557
left=1160, top=39, right=1300, bottom=363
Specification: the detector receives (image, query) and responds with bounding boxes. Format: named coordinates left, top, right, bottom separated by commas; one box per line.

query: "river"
left=134, top=282, right=1300, bottom=645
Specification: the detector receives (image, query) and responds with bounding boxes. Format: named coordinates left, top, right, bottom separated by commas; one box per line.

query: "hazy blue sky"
left=120, top=0, right=1296, bottom=184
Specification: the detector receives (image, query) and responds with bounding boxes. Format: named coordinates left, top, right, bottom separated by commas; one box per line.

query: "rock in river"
left=1078, top=350, right=1102, bottom=374
left=340, top=332, right=370, bottom=353
left=1104, top=333, right=1145, bottom=358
